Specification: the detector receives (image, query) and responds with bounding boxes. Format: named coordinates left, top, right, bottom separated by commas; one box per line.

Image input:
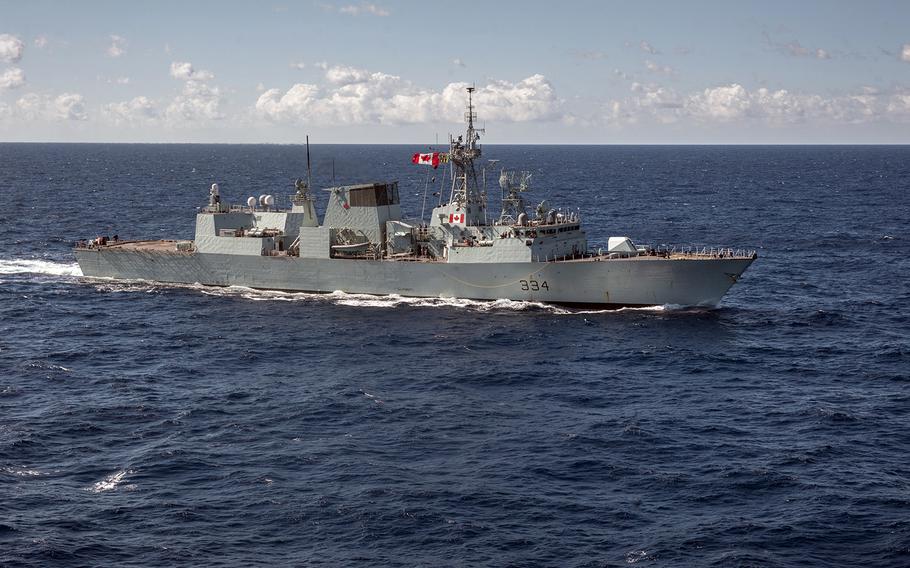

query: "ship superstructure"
left=74, top=89, right=756, bottom=308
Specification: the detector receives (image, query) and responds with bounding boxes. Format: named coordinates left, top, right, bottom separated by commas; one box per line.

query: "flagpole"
left=420, top=167, right=430, bottom=222
left=305, top=135, right=312, bottom=190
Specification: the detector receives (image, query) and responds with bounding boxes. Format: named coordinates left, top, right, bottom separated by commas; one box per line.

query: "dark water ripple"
left=1, top=144, right=909, bottom=567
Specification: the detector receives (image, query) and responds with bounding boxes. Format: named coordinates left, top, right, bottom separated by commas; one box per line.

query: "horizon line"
left=2, top=141, right=910, bottom=146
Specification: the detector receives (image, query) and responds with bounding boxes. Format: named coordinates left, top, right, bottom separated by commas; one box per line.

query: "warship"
left=75, top=88, right=756, bottom=308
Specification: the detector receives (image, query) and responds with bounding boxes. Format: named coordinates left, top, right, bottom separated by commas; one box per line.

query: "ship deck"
left=76, top=240, right=757, bottom=262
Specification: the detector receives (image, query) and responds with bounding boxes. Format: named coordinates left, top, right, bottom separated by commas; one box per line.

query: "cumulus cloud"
left=452, top=58, right=466, bottom=67
left=166, top=81, right=224, bottom=122
left=0, top=67, right=25, bottom=90
left=169, top=61, right=215, bottom=81
left=100, top=61, right=225, bottom=126
left=324, top=64, right=371, bottom=86
left=255, top=65, right=562, bottom=125
left=103, top=96, right=159, bottom=124
left=815, top=48, right=831, bottom=60
left=107, top=35, right=127, bottom=58
left=290, top=61, right=306, bottom=69
left=607, top=82, right=910, bottom=126
left=902, top=44, right=910, bottom=62
left=16, top=92, right=87, bottom=121
left=34, top=35, right=48, bottom=49
left=338, top=3, right=389, bottom=16
left=104, top=81, right=225, bottom=126
left=0, top=34, right=25, bottom=63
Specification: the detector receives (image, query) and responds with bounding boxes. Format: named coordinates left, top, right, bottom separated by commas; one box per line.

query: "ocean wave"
left=0, top=258, right=82, bottom=277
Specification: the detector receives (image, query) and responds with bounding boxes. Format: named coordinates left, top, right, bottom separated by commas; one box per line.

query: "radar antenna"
left=498, top=170, right=531, bottom=224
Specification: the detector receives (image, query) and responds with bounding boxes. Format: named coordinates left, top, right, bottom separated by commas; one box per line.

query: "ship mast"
left=448, top=87, right=486, bottom=222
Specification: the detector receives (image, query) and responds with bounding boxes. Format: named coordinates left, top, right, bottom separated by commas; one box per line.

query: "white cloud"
left=688, top=84, right=752, bottom=120
left=166, top=81, right=224, bottom=122
left=34, top=35, right=48, bottom=49
left=55, top=93, right=88, bottom=120
left=644, top=59, right=674, bottom=75
left=290, top=61, right=306, bottom=70
left=16, top=92, right=87, bottom=121
left=109, top=76, right=130, bottom=85
left=815, top=48, right=831, bottom=60
left=452, top=58, right=466, bottom=67
left=100, top=62, right=225, bottom=125
left=639, top=40, right=659, bottom=55
left=169, top=61, right=215, bottom=81
left=0, top=67, right=25, bottom=90
left=902, top=44, right=910, bottom=62
left=474, top=75, right=562, bottom=122
left=0, top=34, right=25, bottom=63
left=107, top=35, right=127, bottom=58
left=255, top=65, right=562, bottom=125
left=608, top=82, right=910, bottom=126
left=338, top=3, right=389, bottom=16
left=103, top=96, right=159, bottom=124
left=324, top=64, right=371, bottom=85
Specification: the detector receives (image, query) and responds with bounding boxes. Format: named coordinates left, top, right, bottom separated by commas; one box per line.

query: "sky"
left=2, top=0, right=910, bottom=143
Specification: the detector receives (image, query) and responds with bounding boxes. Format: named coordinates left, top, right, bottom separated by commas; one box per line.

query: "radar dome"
left=265, top=195, right=274, bottom=206
left=247, top=196, right=256, bottom=208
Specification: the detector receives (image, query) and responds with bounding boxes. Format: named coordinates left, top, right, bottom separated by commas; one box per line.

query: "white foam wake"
left=199, top=286, right=576, bottom=313
left=0, top=258, right=82, bottom=277
left=197, top=286, right=676, bottom=315
left=85, top=279, right=684, bottom=315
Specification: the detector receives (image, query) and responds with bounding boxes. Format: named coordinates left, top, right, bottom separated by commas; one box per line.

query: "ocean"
left=1, top=143, right=908, bottom=567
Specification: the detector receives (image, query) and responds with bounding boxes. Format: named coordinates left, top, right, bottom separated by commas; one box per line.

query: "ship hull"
left=75, top=246, right=754, bottom=308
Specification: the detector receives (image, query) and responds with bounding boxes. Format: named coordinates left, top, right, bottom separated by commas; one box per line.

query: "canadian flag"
left=412, top=152, right=440, bottom=169
left=449, top=212, right=465, bottom=224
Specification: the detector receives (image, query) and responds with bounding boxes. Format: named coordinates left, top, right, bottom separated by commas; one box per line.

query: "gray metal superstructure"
left=74, top=89, right=756, bottom=308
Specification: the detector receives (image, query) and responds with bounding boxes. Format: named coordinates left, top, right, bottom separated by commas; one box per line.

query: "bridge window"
left=348, top=183, right=399, bottom=207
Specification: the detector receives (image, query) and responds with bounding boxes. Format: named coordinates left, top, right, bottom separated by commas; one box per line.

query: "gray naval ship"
left=75, top=88, right=756, bottom=308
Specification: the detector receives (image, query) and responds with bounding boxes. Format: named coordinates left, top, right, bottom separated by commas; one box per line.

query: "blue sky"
left=2, top=0, right=910, bottom=143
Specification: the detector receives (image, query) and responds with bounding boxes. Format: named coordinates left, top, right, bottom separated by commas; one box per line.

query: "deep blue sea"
left=1, top=144, right=908, bottom=567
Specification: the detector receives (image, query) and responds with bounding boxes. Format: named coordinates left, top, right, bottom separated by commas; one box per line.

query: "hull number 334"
left=519, top=279, right=549, bottom=291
